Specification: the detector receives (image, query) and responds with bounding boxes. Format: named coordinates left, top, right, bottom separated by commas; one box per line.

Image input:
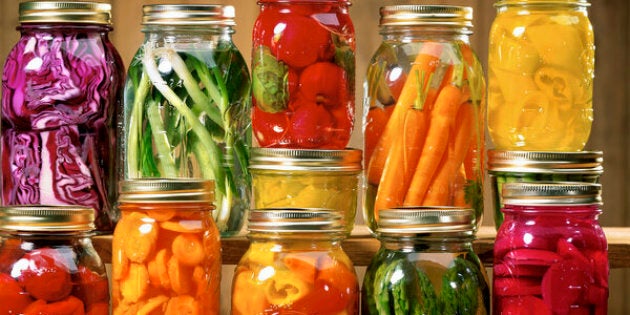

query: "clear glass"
left=251, top=0, right=356, bottom=149
left=363, top=26, right=486, bottom=233
left=487, top=0, right=594, bottom=150
left=0, top=231, right=109, bottom=314
left=493, top=205, right=608, bottom=314
left=121, top=24, right=251, bottom=236
left=232, top=233, right=359, bottom=314
left=362, top=234, right=490, bottom=314
left=112, top=201, right=221, bottom=314
left=1, top=24, right=123, bottom=232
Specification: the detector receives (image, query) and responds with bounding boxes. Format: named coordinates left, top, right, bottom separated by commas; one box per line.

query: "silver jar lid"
left=250, top=148, right=362, bottom=172
left=377, top=207, right=476, bottom=235
left=118, top=179, right=215, bottom=204
left=19, top=1, right=112, bottom=25
left=0, top=205, right=95, bottom=232
left=379, top=5, right=473, bottom=31
left=142, top=4, right=235, bottom=26
left=502, top=182, right=602, bottom=205
left=488, top=150, right=603, bottom=174
left=248, top=209, right=345, bottom=234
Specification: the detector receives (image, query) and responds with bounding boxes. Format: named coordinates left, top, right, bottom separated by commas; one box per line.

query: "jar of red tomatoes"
left=251, top=0, right=355, bottom=149
left=0, top=206, right=109, bottom=314
left=494, top=182, right=608, bottom=314
left=112, top=179, right=221, bottom=315
left=232, top=209, right=359, bottom=314
left=363, top=5, right=486, bottom=233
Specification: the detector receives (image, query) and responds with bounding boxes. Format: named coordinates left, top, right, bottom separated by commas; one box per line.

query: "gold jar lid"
left=377, top=207, right=476, bottom=235
left=118, top=179, right=215, bottom=204
left=248, top=208, right=345, bottom=234
left=487, top=150, right=604, bottom=174
left=142, top=4, right=235, bottom=26
left=502, top=182, right=602, bottom=205
left=19, top=1, right=112, bottom=25
left=250, top=148, right=362, bottom=172
left=379, top=5, right=473, bottom=30
left=0, top=205, right=95, bottom=232
left=495, top=0, right=589, bottom=7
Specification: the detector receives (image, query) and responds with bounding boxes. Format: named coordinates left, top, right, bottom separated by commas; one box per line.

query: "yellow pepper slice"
left=264, top=269, right=311, bottom=307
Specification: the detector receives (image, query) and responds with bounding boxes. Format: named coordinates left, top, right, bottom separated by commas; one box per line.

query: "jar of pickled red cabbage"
left=362, top=207, right=490, bottom=314
left=1, top=1, right=124, bottom=232
left=251, top=0, right=356, bottom=149
left=494, top=182, right=608, bottom=314
left=112, top=179, right=220, bottom=315
left=0, top=206, right=109, bottom=314
left=363, top=5, right=486, bottom=233
left=487, top=0, right=595, bottom=151
left=232, top=209, right=359, bottom=314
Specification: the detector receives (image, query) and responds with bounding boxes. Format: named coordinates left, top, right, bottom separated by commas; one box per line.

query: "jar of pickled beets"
left=251, top=0, right=355, bottom=149
left=494, top=182, right=608, bottom=314
left=0, top=206, right=109, bottom=314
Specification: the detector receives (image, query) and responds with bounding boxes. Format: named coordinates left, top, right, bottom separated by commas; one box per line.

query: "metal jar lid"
left=250, top=148, right=362, bottom=172
left=377, top=207, right=476, bottom=235
left=495, top=0, right=590, bottom=7
left=488, top=150, right=604, bottom=174
left=379, top=5, right=473, bottom=31
left=248, top=209, right=345, bottom=234
left=142, top=4, right=235, bottom=26
left=0, top=205, right=95, bottom=232
left=118, top=179, right=215, bottom=204
left=502, top=182, right=602, bottom=205
left=19, top=1, right=112, bottom=25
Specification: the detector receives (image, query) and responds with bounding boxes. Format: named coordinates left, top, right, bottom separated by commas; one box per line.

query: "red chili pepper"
left=16, top=248, right=73, bottom=302
left=71, top=266, right=109, bottom=308
left=0, top=272, right=33, bottom=314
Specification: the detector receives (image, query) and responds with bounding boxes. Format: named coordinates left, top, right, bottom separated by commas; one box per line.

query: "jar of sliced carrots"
left=112, top=179, right=220, bottom=315
left=0, top=206, right=109, bottom=315
left=487, top=0, right=594, bottom=151
left=363, top=5, right=486, bottom=233
left=232, top=209, right=359, bottom=314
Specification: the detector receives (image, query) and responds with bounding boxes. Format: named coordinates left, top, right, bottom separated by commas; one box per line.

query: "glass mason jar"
left=249, top=147, right=362, bottom=233
left=232, top=209, right=359, bottom=314
left=362, top=207, right=490, bottom=315
left=363, top=5, right=486, bottom=233
left=1, top=1, right=124, bottom=232
left=121, top=4, right=251, bottom=236
left=251, top=0, right=356, bottom=149
left=488, top=150, right=603, bottom=229
left=487, top=0, right=595, bottom=151
left=0, top=206, right=109, bottom=314
left=494, top=182, right=608, bottom=314
left=112, top=179, right=221, bottom=314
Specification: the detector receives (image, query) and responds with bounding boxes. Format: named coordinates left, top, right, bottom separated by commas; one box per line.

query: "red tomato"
left=271, top=14, right=333, bottom=68
left=324, top=103, right=353, bottom=149
left=16, top=248, right=73, bottom=302
left=71, top=266, right=109, bottom=308
left=252, top=105, right=290, bottom=147
left=299, top=62, right=347, bottom=108
left=0, top=272, right=33, bottom=314
left=252, top=8, right=283, bottom=49
left=289, top=99, right=333, bottom=148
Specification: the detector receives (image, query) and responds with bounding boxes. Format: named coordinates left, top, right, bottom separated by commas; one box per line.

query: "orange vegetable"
left=120, top=263, right=149, bottom=303
left=232, top=266, right=269, bottom=315
left=137, top=295, right=169, bottom=315
left=168, top=256, right=194, bottom=295
left=147, top=249, right=171, bottom=290
left=123, top=212, right=158, bottom=263
left=283, top=253, right=318, bottom=284
left=172, top=234, right=205, bottom=266
left=164, top=295, right=200, bottom=315
left=364, top=105, right=393, bottom=165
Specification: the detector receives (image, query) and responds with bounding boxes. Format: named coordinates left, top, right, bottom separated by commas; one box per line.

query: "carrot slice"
left=147, top=249, right=171, bottom=290
left=164, top=295, right=200, bottom=315
left=146, top=210, right=176, bottom=222
left=172, top=234, right=205, bottom=267
left=120, top=263, right=150, bottom=303
left=232, top=266, right=269, bottom=315
left=160, top=220, right=203, bottom=233
left=137, top=295, right=169, bottom=315
left=123, top=212, right=158, bottom=263
left=168, top=256, right=194, bottom=295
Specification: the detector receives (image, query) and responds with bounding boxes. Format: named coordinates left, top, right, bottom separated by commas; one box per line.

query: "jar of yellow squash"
left=487, top=0, right=594, bottom=151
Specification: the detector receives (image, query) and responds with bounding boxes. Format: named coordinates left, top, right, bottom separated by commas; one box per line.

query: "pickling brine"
left=487, top=0, right=594, bottom=151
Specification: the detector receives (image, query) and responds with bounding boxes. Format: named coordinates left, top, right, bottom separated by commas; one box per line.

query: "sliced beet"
left=503, top=249, right=562, bottom=267
left=584, top=284, right=608, bottom=306
left=494, top=277, right=542, bottom=296
left=541, top=259, right=590, bottom=314
left=494, top=262, right=547, bottom=278
left=556, top=239, right=590, bottom=267
left=497, top=295, right=551, bottom=315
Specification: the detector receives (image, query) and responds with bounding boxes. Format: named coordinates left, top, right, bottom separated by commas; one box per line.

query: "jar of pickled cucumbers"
left=488, top=150, right=603, bottom=229
left=362, top=207, right=490, bottom=314
left=232, top=209, right=359, bottom=314
left=0, top=206, right=109, bottom=314
left=487, top=0, right=595, bottom=151
left=121, top=4, right=251, bottom=236
left=251, top=0, right=355, bottom=149
left=494, top=182, right=608, bottom=314
left=363, top=5, right=486, bottom=233
left=112, top=179, right=220, bottom=315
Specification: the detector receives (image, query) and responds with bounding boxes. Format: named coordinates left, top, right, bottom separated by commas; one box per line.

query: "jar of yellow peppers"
left=487, top=0, right=595, bottom=151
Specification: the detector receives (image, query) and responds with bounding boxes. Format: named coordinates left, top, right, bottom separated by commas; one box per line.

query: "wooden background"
left=1, top=0, right=628, bottom=313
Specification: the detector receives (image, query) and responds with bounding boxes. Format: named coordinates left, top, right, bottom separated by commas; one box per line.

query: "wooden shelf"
left=93, top=226, right=630, bottom=268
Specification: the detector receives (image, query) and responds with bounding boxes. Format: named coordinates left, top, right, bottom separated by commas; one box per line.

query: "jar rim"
left=0, top=205, right=95, bottom=232
left=379, top=5, right=473, bottom=32
left=249, top=148, right=362, bottom=172
left=142, top=4, right=236, bottom=26
left=487, top=150, right=603, bottom=174
left=19, top=1, right=112, bottom=25
left=376, top=207, right=476, bottom=235
left=502, top=182, right=602, bottom=205
left=247, top=208, right=346, bottom=234
left=495, top=0, right=590, bottom=7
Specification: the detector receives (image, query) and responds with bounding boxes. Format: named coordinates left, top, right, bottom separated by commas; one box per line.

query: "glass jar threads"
left=121, top=4, right=251, bottom=236
left=112, top=179, right=220, bottom=314
left=363, top=5, right=486, bottom=233
left=0, top=206, right=109, bottom=314
left=249, top=147, right=362, bottom=233
left=362, top=207, right=490, bottom=314
left=251, top=0, right=356, bottom=149
left=232, top=209, right=359, bottom=314
left=494, top=182, right=608, bottom=314
left=487, top=0, right=595, bottom=151
left=1, top=1, right=124, bottom=232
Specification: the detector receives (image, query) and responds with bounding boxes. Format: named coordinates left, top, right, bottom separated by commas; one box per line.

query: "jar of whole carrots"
left=0, top=206, right=109, bottom=314
left=363, top=5, right=486, bottom=233
left=112, top=179, right=220, bottom=314
left=232, top=209, right=359, bottom=314
left=487, top=0, right=594, bottom=151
